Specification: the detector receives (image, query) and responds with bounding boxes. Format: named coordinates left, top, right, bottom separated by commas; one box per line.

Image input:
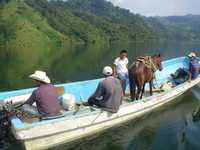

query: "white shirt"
left=114, top=57, right=128, bottom=74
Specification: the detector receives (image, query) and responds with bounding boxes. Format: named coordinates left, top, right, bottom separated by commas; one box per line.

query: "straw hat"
left=188, top=52, right=196, bottom=58
left=29, top=70, right=51, bottom=84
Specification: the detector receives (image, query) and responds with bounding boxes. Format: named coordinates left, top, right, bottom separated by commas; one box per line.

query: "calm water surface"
left=0, top=41, right=200, bottom=150
left=0, top=41, right=200, bottom=91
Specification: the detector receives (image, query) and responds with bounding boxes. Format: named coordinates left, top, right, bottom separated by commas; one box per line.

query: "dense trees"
left=24, top=0, right=155, bottom=43
left=0, top=0, right=200, bottom=52
left=0, top=0, right=200, bottom=90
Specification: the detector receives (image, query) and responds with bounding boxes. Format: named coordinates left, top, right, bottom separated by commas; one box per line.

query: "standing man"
left=87, top=66, right=123, bottom=113
left=113, top=50, right=129, bottom=95
left=23, top=70, right=61, bottom=119
left=188, top=52, right=200, bottom=80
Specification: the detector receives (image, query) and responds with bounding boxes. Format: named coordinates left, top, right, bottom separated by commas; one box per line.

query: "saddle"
left=135, top=56, right=157, bottom=72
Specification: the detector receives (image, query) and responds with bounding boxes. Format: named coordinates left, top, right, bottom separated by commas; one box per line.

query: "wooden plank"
left=55, top=86, right=65, bottom=96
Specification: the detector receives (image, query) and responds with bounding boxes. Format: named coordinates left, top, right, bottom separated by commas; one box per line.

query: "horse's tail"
left=128, top=68, right=136, bottom=101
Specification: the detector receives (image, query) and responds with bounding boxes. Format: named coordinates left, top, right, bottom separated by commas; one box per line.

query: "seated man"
left=88, top=66, right=123, bottom=113
left=22, top=70, right=61, bottom=119
left=188, top=52, right=200, bottom=80
left=171, top=68, right=190, bottom=85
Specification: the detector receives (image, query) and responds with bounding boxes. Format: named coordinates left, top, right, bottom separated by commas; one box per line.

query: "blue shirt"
left=189, top=57, right=200, bottom=79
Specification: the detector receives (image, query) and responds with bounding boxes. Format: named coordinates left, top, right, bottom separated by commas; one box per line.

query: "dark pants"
left=192, top=71, right=199, bottom=79
left=88, top=98, right=105, bottom=108
left=172, top=78, right=188, bottom=85
left=21, top=104, right=63, bottom=120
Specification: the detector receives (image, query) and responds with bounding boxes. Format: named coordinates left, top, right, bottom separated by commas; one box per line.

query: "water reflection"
left=191, top=85, right=200, bottom=122
left=0, top=41, right=200, bottom=91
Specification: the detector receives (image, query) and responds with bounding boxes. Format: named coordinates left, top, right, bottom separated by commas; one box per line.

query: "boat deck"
left=17, top=88, right=166, bottom=124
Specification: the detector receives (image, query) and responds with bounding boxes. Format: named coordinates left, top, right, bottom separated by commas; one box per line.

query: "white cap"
left=188, top=52, right=196, bottom=57
left=29, top=70, right=51, bottom=84
left=102, top=66, right=113, bottom=76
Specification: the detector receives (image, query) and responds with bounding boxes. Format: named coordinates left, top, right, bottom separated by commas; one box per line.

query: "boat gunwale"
left=12, top=76, right=200, bottom=141
left=6, top=56, right=200, bottom=145
left=12, top=90, right=183, bottom=141
left=11, top=75, right=199, bottom=131
left=1, top=56, right=193, bottom=128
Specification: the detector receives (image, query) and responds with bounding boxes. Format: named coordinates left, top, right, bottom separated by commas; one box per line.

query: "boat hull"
left=0, top=57, right=198, bottom=150
left=13, top=77, right=200, bottom=150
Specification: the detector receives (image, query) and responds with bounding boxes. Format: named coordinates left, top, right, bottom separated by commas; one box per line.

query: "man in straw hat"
left=22, top=70, right=61, bottom=119
left=87, top=66, right=123, bottom=113
left=188, top=52, right=200, bottom=80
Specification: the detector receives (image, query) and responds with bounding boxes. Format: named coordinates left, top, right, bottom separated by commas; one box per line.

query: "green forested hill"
left=0, top=0, right=153, bottom=89
left=24, top=0, right=155, bottom=43
left=158, top=15, right=200, bottom=41
left=1, top=0, right=200, bottom=53
left=0, top=0, right=200, bottom=89
left=0, top=0, right=157, bottom=89
left=0, top=0, right=71, bottom=88
left=0, top=0, right=154, bottom=50
left=147, top=15, right=200, bottom=41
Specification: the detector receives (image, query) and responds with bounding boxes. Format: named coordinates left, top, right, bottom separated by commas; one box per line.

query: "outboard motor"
left=0, top=103, right=16, bottom=147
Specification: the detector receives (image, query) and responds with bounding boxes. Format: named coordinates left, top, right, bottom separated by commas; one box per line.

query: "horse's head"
left=152, top=54, right=163, bottom=71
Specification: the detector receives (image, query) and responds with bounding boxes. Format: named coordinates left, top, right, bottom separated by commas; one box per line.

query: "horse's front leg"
left=129, top=76, right=136, bottom=101
left=149, top=80, right=153, bottom=96
left=136, top=86, right=141, bottom=100
left=140, top=83, right=145, bottom=99
left=130, top=84, right=136, bottom=101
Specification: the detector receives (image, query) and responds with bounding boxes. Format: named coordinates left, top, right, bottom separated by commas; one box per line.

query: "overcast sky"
left=108, top=0, right=200, bottom=16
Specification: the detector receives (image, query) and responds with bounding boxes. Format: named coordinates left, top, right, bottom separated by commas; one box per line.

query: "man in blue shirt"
left=188, top=52, right=200, bottom=80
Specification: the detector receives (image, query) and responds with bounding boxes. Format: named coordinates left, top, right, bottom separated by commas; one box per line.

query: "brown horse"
left=128, top=54, right=163, bottom=100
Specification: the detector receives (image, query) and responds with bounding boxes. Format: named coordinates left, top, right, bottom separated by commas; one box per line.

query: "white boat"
left=0, top=57, right=200, bottom=150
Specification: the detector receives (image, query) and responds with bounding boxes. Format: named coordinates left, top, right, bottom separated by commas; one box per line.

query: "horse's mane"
left=152, top=54, right=161, bottom=58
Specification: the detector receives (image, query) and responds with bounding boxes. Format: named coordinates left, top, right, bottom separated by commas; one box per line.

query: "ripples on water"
left=1, top=85, right=200, bottom=150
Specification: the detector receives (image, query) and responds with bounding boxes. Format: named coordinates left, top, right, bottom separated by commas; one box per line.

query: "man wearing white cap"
left=87, top=66, right=123, bottom=113
left=23, top=70, right=61, bottom=118
left=188, top=52, right=200, bottom=80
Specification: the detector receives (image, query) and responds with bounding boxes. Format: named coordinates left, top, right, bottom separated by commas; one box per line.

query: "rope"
left=130, top=56, right=158, bottom=72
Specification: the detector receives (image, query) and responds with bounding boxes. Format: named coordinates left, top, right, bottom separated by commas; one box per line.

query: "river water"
left=0, top=41, right=200, bottom=150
